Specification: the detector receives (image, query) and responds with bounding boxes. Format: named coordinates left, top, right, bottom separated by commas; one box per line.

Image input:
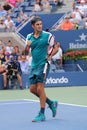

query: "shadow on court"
left=0, top=100, right=87, bottom=130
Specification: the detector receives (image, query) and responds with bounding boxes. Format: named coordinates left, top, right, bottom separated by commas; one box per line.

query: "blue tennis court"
left=0, top=99, right=87, bottom=130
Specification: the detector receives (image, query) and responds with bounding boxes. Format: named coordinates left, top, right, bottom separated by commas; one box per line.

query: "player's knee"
left=30, top=86, right=35, bottom=93
left=37, top=86, right=42, bottom=94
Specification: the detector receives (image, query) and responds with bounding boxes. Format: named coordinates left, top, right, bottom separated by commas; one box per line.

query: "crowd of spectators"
left=0, top=39, right=32, bottom=89
left=55, top=0, right=87, bottom=30
left=0, top=0, right=65, bottom=32
left=0, top=0, right=29, bottom=32
left=32, top=0, right=64, bottom=13
left=2, top=0, right=87, bottom=32
left=32, top=0, right=52, bottom=13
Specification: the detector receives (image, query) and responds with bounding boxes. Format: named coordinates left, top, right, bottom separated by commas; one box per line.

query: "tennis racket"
left=43, top=45, right=54, bottom=80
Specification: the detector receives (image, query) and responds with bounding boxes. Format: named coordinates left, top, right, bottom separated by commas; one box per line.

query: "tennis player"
left=26, top=16, right=58, bottom=122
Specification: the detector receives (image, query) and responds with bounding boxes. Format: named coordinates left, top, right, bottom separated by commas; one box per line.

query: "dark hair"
left=31, top=16, right=42, bottom=25
left=8, top=40, right=11, bottom=42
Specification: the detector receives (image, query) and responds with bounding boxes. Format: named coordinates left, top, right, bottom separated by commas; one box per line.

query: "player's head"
left=31, top=16, right=42, bottom=25
left=31, top=16, right=42, bottom=32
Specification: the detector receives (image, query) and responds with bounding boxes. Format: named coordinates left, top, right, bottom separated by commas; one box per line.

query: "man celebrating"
left=26, top=16, right=58, bottom=122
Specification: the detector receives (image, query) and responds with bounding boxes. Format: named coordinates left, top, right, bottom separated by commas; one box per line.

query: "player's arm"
left=26, top=39, right=32, bottom=46
left=25, top=34, right=32, bottom=54
left=43, top=34, right=58, bottom=79
left=47, top=34, right=58, bottom=61
left=26, top=34, right=32, bottom=45
left=49, top=43, right=58, bottom=58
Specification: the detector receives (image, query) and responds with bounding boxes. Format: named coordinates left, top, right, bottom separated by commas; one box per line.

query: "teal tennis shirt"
left=26, top=31, right=54, bottom=69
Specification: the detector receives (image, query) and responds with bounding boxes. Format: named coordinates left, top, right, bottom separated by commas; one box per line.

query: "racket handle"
left=43, top=62, right=48, bottom=74
left=43, top=61, right=51, bottom=73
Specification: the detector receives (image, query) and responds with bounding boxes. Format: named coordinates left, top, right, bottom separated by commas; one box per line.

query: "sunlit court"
left=0, top=87, right=87, bottom=130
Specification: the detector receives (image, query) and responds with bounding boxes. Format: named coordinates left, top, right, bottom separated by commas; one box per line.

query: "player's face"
left=32, top=20, right=42, bottom=32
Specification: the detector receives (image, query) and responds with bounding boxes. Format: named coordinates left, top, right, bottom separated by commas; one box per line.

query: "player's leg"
left=30, top=84, right=37, bottom=96
left=30, top=66, right=58, bottom=121
left=43, top=63, right=58, bottom=118
left=30, top=83, right=54, bottom=108
left=3, top=72, right=7, bottom=89
left=16, top=73, right=23, bottom=89
left=30, top=83, right=47, bottom=108
left=31, top=82, right=46, bottom=122
left=37, top=82, right=46, bottom=110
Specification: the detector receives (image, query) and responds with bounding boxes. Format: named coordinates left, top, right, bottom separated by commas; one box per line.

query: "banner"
left=45, top=71, right=87, bottom=87
left=52, top=29, right=87, bottom=52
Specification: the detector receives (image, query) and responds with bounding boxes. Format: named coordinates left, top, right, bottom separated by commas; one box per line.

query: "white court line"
left=24, top=99, right=87, bottom=108
left=59, top=102, right=87, bottom=108
left=0, top=99, right=36, bottom=106
left=0, top=99, right=87, bottom=108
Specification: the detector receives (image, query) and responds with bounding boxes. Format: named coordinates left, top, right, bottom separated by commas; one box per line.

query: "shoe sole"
left=32, top=119, right=45, bottom=122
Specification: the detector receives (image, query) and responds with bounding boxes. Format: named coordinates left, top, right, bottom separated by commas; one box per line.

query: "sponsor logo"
left=69, top=33, right=87, bottom=49
left=46, top=76, right=69, bottom=84
left=69, top=42, right=87, bottom=49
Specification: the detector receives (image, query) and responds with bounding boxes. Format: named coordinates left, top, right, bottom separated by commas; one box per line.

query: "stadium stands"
left=0, top=0, right=87, bottom=89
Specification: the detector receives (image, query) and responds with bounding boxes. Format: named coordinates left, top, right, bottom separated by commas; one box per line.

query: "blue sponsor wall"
left=18, top=13, right=64, bottom=38
left=22, top=72, right=87, bottom=87
left=46, top=71, right=87, bottom=87
left=51, top=29, right=87, bottom=52
left=51, top=29, right=87, bottom=71
left=0, top=72, right=87, bottom=89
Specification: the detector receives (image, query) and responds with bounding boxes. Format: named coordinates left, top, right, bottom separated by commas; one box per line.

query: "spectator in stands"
left=0, top=4, right=7, bottom=17
left=18, top=54, right=22, bottom=61
left=43, top=0, right=51, bottom=13
left=7, top=0, right=17, bottom=7
left=0, top=63, right=5, bottom=73
left=15, top=16, right=22, bottom=28
left=0, top=18, right=7, bottom=32
left=10, top=47, right=19, bottom=61
left=69, top=6, right=84, bottom=29
left=74, top=0, right=81, bottom=4
left=4, top=15, right=15, bottom=32
left=3, top=1, right=12, bottom=14
left=32, top=0, right=43, bottom=12
left=83, top=18, right=87, bottom=28
left=54, top=0, right=64, bottom=7
left=78, top=0, right=87, bottom=18
left=3, top=55, right=23, bottom=89
left=14, top=45, right=20, bottom=55
left=19, top=54, right=29, bottom=74
left=60, top=16, right=74, bottom=30
left=51, top=41, right=63, bottom=70
left=19, top=10, right=29, bottom=23
left=16, top=0, right=23, bottom=2
left=27, top=53, right=32, bottom=68
left=5, top=40, right=13, bottom=55
left=0, top=47, right=7, bottom=89
left=0, top=48, right=6, bottom=64
left=8, top=20, right=15, bottom=32
left=22, top=48, right=32, bottom=68
left=70, top=6, right=82, bottom=24
left=11, top=21, right=16, bottom=31
left=0, top=63, right=7, bottom=89
left=0, top=40, right=5, bottom=49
